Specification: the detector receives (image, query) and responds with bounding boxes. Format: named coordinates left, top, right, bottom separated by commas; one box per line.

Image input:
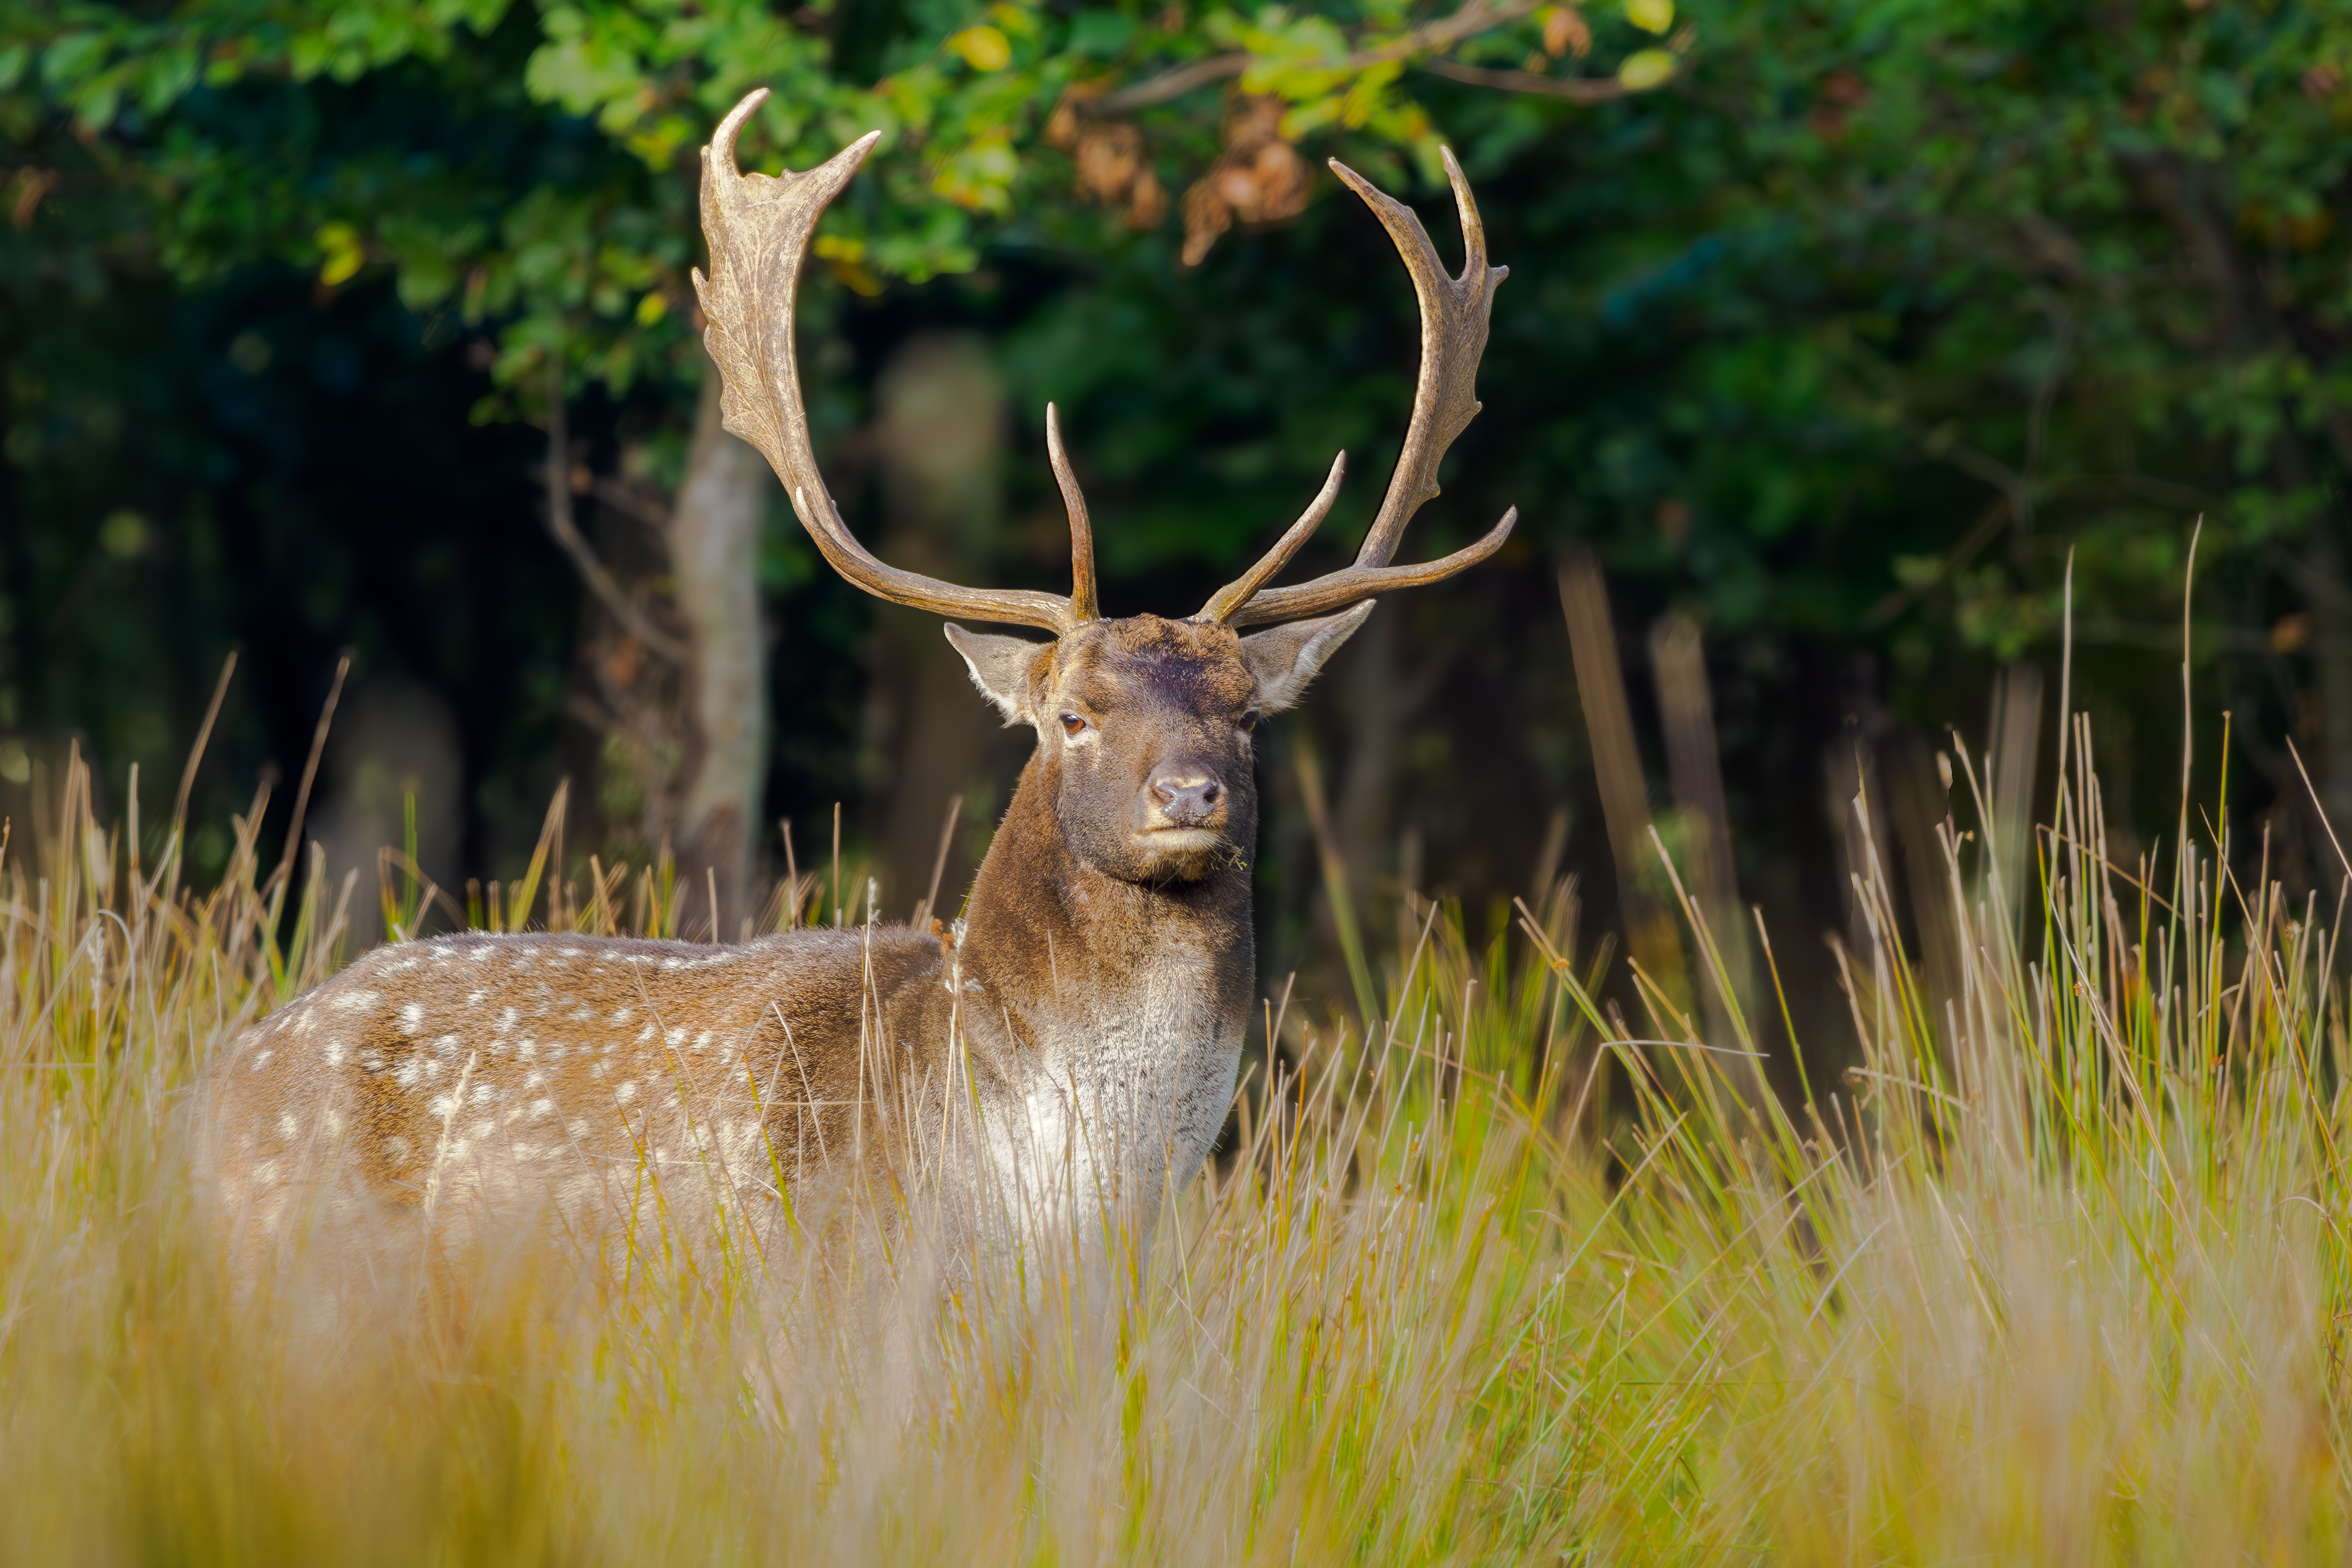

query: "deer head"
left=695, top=91, right=1513, bottom=889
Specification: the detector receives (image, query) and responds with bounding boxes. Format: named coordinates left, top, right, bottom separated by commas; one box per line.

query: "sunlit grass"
left=3, top=712, right=2349, bottom=1563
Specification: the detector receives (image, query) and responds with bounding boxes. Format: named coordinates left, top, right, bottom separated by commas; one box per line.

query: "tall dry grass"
left=2, top=695, right=2348, bottom=1562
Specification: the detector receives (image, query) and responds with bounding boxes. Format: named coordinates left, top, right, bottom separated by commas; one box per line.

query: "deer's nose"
left=1150, top=768, right=1224, bottom=827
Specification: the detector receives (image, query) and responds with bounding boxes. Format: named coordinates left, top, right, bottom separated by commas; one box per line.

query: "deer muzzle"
left=1145, top=765, right=1228, bottom=833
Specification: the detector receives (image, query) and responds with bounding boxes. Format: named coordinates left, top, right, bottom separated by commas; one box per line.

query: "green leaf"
left=1619, top=49, right=1675, bottom=91
left=1625, top=0, right=1673, bottom=37
left=947, top=26, right=1012, bottom=72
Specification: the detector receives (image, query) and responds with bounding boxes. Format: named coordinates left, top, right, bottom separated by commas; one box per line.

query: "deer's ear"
left=1239, top=601, right=1375, bottom=715
left=944, top=625, right=1050, bottom=726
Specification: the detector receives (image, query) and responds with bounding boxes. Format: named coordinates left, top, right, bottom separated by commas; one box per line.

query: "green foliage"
left=23, top=0, right=2346, bottom=653
left=7, top=2, right=1685, bottom=408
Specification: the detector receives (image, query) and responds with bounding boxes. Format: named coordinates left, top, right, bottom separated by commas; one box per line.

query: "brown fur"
left=197, top=611, right=1370, bottom=1298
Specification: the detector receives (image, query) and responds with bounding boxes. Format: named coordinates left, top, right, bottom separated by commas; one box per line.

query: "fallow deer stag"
left=198, top=88, right=1513, bottom=1292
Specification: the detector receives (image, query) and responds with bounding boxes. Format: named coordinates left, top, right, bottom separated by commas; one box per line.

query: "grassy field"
left=3, top=718, right=2348, bottom=1565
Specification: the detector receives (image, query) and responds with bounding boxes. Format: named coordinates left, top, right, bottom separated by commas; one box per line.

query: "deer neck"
left=957, top=751, right=1255, bottom=1072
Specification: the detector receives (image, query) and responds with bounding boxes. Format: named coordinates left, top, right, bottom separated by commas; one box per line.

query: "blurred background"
left=5, top=0, right=2348, bottom=1067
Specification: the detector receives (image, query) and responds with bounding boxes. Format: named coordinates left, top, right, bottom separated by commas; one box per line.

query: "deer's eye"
left=1061, top=714, right=1087, bottom=738
left=1237, top=710, right=1261, bottom=734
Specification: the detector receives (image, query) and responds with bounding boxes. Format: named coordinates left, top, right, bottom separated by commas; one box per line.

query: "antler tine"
left=1046, top=403, right=1099, bottom=623
left=1194, top=452, right=1348, bottom=624
left=695, top=90, right=1080, bottom=635
left=1205, top=147, right=1513, bottom=628
left=1226, top=507, right=1517, bottom=627
left=1336, top=146, right=1506, bottom=570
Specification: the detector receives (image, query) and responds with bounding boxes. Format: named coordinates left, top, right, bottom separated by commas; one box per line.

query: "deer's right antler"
left=696, top=91, right=1093, bottom=635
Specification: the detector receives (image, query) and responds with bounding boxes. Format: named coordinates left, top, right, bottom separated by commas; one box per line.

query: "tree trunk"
left=1647, top=611, right=1762, bottom=1096
left=2303, top=522, right=2352, bottom=831
left=864, top=333, right=1011, bottom=918
left=1558, top=552, right=1687, bottom=1003
left=668, top=346, right=774, bottom=938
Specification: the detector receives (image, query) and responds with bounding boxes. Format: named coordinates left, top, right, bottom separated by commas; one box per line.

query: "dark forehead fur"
left=1052, top=614, right=1255, bottom=708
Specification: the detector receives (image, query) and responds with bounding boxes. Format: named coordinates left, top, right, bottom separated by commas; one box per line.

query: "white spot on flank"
left=277, top=1113, right=298, bottom=1140
left=249, top=1050, right=273, bottom=1071
left=399, top=1003, right=424, bottom=1035
left=615, top=1081, right=638, bottom=1104
left=323, top=1038, right=347, bottom=1068
left=612, top=1006, right=634, bottom=1024
left=665, top=1027, right=686, bottom=1048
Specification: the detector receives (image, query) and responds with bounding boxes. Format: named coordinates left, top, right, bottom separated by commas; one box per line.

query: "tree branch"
left=542, top=365, right=689, bottom=666
left=1091, top=53, right=1249, bottom=114
left=1418, top=59, right=1626, bottom=101
left=1086, top=0, right=1544, bottom=116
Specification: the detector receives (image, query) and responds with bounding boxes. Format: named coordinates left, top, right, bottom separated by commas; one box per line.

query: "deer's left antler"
left=1196, top=148, right=1516, bottom=628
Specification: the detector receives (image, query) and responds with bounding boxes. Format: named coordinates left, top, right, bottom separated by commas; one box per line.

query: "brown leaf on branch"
left=9, top=166, right=60, bottom=229
left=1075, top=120, right=1143, bottom=200
left=1044, top=82, right=1103, bottom=148
left=1049, top=84, right=1169, bottom=231
left=1180, top=97, right=1310, bottom=267
left=1540, top=5, right=1592, bottom=59
left=1811, top=69, right=1868, bottom=141
left=1125, top=166, right=1169, bottom=229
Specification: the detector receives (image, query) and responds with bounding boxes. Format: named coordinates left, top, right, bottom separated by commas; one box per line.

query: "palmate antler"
left=695, top=90, right=1512, bottom=634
